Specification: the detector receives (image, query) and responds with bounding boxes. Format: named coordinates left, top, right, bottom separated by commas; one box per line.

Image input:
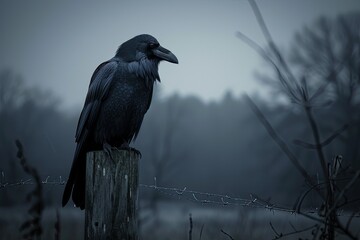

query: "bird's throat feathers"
left=127, top=58, right=160, bottom=88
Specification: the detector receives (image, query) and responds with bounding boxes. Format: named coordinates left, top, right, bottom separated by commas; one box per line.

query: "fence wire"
left=1, top=172, right=359, bottom=218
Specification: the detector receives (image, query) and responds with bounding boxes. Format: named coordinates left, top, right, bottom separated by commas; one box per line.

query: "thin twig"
left=54, top=209, right=60, bottom=240
left=220, top=229, right=235, bottom=240
left=199, top=224, right=204, bottom=240
left=270, top=222, right=318, bottom=240
left=244, top=95, right=321, bottom=196
left=16, top=140, right=44, bottom=240
left=269, top=222, right=281, bottom=238
left=189, top=213, right=193, bottom=240
left=303, top=106, right=336, bottom=239
left=248, top=0, right=302, bottom=97
left=236, top=32, right=300, bottom=103
left=293, top=124, right=349, bottom=149
left=327, top=170, right=360, bottom=217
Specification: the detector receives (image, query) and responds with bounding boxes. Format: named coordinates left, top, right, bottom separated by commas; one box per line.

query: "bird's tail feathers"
left=62, top=136, right=87, bottom=208
left=62, top=177, right=74, bottom=207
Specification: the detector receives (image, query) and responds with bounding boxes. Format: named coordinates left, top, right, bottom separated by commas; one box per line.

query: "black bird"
left=62, top=34, right=178, bottom=209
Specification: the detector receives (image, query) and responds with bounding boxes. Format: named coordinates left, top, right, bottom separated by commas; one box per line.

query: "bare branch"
left=321, top=124, right=349, bottom=147
left=220, top=229, right=235, bottom=240
left=294, top=182, right=326, bottom=213
left=293, top=123, right=349, bottom=149
left=270, top=222, right=318, bottom=240
left=328, top=171, right=360, bottom=217
left=269, top=222, right=281, bottom=238
left=199, top=224, right=204, bottom=240
left=247, top=0, right=302, bottom=98
left=293, top=139, right=318, bottom=149
left=236, top=31, right=301, bottom=103
left=346, top=211, right=358, bottom=232
left=54, top=209, right=60, bottom=240
left=244, top=95, right=320, bottom=194
left=189, top=213, right=193, bottom=240
left=15, top=140, right=44, bottom=240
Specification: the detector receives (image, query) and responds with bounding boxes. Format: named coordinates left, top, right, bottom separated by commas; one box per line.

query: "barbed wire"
left=1, top=172, right=359, bottom=218
left=0, top=172, right=66, bottom=188
left=139, top=178, right=296, bottom=213
left=139, top=178, right=360, bottom=218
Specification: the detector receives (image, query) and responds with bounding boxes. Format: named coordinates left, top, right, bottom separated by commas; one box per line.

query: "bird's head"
left=116, top=34, right=178, bottom=64
left=115, top=34, right=178, bottom=85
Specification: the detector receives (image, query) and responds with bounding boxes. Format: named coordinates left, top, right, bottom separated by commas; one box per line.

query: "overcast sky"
left=0, top=0, right=359, bottom=109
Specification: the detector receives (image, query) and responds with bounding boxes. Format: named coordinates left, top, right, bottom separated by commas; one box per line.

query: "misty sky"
left=0, top=0, right=359, bottom=109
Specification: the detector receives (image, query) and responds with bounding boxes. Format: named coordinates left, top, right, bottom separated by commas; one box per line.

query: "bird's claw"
left=128, top=147, right=142, bottom=158
left=103, top=142, right=142, bottom=160
left=103, top=142, right=115, bottom=163
left=117, top=144, right=142, bottom=158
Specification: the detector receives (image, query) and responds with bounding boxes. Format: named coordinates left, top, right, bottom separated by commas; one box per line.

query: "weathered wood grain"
left=85, top=149, right=140, bottom=240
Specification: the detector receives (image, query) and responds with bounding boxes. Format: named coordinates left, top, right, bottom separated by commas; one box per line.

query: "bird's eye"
left=149, top=43, right=159, bottom=49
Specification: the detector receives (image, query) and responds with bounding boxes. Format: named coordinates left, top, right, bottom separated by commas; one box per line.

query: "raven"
left=62, top=34, right=178, bottom=209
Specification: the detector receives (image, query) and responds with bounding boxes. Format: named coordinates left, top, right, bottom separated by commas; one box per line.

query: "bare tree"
left=289, top=13, right=360, bottom=168
left=238, top=1, right=360, bottom=239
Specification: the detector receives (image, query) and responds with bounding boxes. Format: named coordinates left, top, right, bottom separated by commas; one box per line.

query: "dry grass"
left=1, top=202, right=359, bottom=240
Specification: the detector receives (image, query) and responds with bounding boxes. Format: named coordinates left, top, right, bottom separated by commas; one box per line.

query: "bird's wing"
left=62, top=60, right=118, bottom=208
left=75, top=60, right=118, bottom=142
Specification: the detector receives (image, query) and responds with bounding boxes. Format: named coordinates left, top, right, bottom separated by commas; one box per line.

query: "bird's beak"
left=152, top=46, right=178, bottom=64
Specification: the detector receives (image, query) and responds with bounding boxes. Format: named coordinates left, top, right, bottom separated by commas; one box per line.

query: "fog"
left=0, top=0, right=359, bottom=109
left=1, top=1, right=360, bottom=239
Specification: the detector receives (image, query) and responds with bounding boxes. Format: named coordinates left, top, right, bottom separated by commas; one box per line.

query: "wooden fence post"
left=85, top=149, right=140, bottom=240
